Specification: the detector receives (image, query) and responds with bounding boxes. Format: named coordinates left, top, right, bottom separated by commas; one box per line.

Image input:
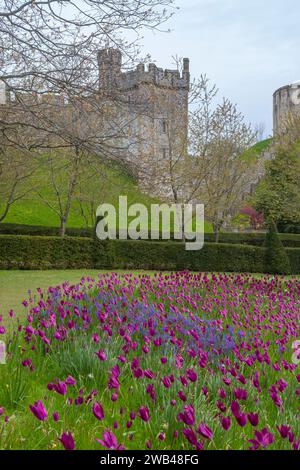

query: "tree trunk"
left=214, top=223, right=220, bottom=243
left=60, top=217, right=66, bottom=238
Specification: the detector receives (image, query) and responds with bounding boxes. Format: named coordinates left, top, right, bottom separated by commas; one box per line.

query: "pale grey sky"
left=139, top=0, right=300, bottom=137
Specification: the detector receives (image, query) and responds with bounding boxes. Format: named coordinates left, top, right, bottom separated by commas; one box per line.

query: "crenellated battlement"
left=97, top=48, right=190, bottom=91
left=117, top=61, right=190, bottom=90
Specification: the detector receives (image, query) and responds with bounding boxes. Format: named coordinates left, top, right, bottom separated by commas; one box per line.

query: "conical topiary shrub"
left=264, top=220, right=291, bottom=275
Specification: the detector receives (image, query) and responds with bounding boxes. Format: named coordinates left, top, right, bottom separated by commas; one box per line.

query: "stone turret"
left=0, top=80, right=6, bottom=105
left=98, top=48, right=122, bottom=89
left=118, top=60, right=190, bottom=91
left=273, top=81, right=300, bottom=133
left=97, top=47, right=190, bottom=91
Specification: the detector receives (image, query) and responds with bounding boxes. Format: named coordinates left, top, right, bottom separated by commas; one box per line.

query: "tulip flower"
left=138, top=406, right=150, bottom=422
left=236, top=413, right=247, bottom=427
left=248, top=413, right=259, bottom=427
left=183, top=428, right=198, bottom=446
left=96, top=429, right=124, bottom=450
left=95, top=349, right=107, bottom=361
left=29, top=400, right=48, bottom=421
left=248, top=428, right=274, bottom=449
left=65, top=375, right=76, bottom=386
left=277, top=424, right=291, bottom=438
left=220, top=416, right=231, bottom=431
left=59, top=432, right=75, bottom=450
left=92, top=401, right=105, bottom=421
left=178, top=404, right=195, bottom=426
left=186, top=368, right=198, bottom=382
left=178, top=390, right=187, bottom=402
left=54, top=381, right=67, bottom=395
left=197, top=422, right=213, bottom=440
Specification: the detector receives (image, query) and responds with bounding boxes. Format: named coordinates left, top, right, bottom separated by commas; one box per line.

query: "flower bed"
left=0, top=272, right=299, bottom=450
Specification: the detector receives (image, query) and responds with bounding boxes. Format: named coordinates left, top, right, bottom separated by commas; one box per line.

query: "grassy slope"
left=242, top=138, right=273, bottom=160
left=1, top=157, right=213, bottom=232
left=1, top=160, right=158, bottom=228
left=3, top=137, right=273, bottom=233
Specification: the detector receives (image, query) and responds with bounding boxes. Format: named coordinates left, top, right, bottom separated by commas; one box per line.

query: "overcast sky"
left=139, top=0, right=299, bottom=137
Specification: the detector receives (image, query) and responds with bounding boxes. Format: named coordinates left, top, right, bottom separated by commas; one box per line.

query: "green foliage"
left=277, top=220, right=300, bottom=234
left=1, top=234, right=300, bottom=273
left=0, top=362, right=29, bottom=409
left=255, top=144, right=300, bottom=222
left=2, top=223, right=300, bottom=246
left=264, top=220, right=291, bottom=275
left=242, top=138, right=273, bottom=160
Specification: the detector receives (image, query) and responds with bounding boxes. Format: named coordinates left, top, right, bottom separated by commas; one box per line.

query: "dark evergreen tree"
left=264, top=220, right=291, bottom=274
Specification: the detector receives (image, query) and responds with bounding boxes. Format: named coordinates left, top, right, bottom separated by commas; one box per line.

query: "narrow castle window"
left=162, top=147, right=169, bottom=159
left=162, top=119, right=167, bottom=133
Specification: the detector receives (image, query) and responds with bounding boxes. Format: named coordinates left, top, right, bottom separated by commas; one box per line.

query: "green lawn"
left=0, top=269, right=154, bottom=319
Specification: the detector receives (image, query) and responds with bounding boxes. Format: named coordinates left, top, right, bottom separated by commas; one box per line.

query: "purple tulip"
left=138, top=406, right=150, bottom=422
left=248, top=413, right=259, bottom=427
left=29, top=400, right=48, bottom=421
left=220, top=416, right=231, bottom=431
left=59, top=432, right=75, bottom=450
left=234, top=388, right=248, bottom=400
left=197, top=422, right=213, bottom=440
left=96, top=429, right=124, bottom=450
left=183, top=428, right=198, bottom=446
left=186, top=368, right=198, bottom=383
left=92, top=401, right=105, bottom=421
left=178, top=404, right=195, bottom=426
left=236, top=413, right=247, bottom=427
left=95, top=349, right=107, bottom=361
left=248, top=427, right=275, bottom=449
left=54, top=381, right=67, bottom=395
left=65, top=375, right=76, bottom=386
left=230, top=400, right=240, bottom=418
left=277, top=424, right=291, bottom=438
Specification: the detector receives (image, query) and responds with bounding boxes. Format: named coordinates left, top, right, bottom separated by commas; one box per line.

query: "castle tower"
left=96, top=47, right=190, bottom=198
left=0, top=81, right=6, bottom=105
left=273, top=81, right=300, bottom=133
left=98, top=48, right=122, bottom=89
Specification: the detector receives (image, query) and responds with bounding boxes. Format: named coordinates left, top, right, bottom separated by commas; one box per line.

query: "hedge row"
left=0, top=235, right=299, bottom=273
left=1, top=223, right=300, bottom=247
left=0, top=223, right=92, bottom=238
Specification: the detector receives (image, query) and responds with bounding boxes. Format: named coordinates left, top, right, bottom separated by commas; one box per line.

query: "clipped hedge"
left=0, top=223, right=92, bottom=238
left=204, top=232, right=300, bottom=248
left=2, top=223, right=300, bottom=248
left=1, top=234, right=299, bottom=274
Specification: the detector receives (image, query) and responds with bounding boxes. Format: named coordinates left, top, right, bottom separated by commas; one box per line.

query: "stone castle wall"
left=97, top=48, right=190, bottom=198
left=273, top=82, right=300, bottom=133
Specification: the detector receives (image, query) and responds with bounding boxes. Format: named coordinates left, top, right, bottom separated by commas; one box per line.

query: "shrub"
left=1, top=234, right=300, bottom=273
left=2, top=223, right=300, bottom=247
left=264, top=221, right=291, bottom=275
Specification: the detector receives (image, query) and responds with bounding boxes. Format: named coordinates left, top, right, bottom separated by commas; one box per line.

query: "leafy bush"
left=1, top=234, right=300, bottom=273
left=2, top=223, right=300, bottom=247
left=264, top=221, right=291, bottom=275
left=277, top=220, right=300, bottom=234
